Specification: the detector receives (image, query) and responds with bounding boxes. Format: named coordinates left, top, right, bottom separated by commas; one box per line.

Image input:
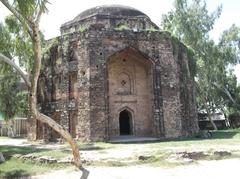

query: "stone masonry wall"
left=85, top=28, right=197, bottom=139
left=36, top=11, right=198, bottom=141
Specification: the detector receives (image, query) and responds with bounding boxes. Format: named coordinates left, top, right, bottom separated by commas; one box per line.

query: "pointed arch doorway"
left=119, top=110, right=133, bottom=135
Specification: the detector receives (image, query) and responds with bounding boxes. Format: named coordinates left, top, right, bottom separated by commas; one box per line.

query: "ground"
left=34, top=159, right=240, bottom=179
left=1, top=129, right=240, bottom=178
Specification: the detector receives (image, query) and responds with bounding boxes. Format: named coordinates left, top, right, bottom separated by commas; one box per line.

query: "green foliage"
left=186, top=47, right=196, bottom=76
left=13, top=0, right=49, bottom=20
left=0, top=2, right=50, bottom=121
left=5, top=15, right=34, bottom=71
left=219, top=72, right=240, bottom=116
left=0, top=23, right=13, bottom=58
left=0, top=66, right=28, bottom=120
left=42, top=38, right=58, bottom=57
left=16, top=91, right=29, bottom=116
left=78, top=26, right=87, bottom=32
left=161, top=0, right=240, bottom=124
left=170, top=34, right=197, bottom=76
left=5, top=14, right=21, bottom=33
left=219, top=24, right=240, bottom=64
left=145, top=27, right=160, bottom=32
left=0, top=158, right=66, bottom=178
left=114, top=24, right=129, bottom=31
left=196, top=40, right=231, bottom=114
left=162, top=0, right=222, bottom=49
left=170, top=34, right=180, bottom=55
left=0, top=72, right=19, bottom=120
left=41, top=37, right=59, bottom=70
left=0, top=17, right=30, bottom=120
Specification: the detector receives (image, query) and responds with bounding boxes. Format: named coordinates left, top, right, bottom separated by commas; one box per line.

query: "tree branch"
left=0, top=53, right=31, bottom=88
left=212, top=82, right=237, bottom=105
left=0, top=0, right=33, bottom=39
left=36, top=0, right=47, bottom=24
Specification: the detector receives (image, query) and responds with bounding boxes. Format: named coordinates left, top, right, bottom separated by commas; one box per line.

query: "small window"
left=80, top=70, right=86, bottom=76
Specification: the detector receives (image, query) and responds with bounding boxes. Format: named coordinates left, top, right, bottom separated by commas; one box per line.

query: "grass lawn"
left=0, top=128, right=240, bottom=178
left=0, top=158, right=66, bottom=178
left=0, top=145, right=69, bottom=178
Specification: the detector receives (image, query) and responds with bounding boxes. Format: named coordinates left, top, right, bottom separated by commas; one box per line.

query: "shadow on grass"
left=0, top=145, right=50, bottom=159
left=0, top=169, right=30, bottom=179
left=109, top=129, right=240, bottom=144
left=79, top=146, right=103, bottom=151
left=169, top=129, right=239, bottom=141
left=211, top=130, right=240, bottom=139
left=78, top=143, right=105, bottom=151
left=57, top=143, right=105, bottom=154
left=162, top=129, right=240, bottom=142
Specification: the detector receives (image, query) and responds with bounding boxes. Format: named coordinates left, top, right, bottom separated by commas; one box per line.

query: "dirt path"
left=0, top=137, right=28, bottom=146
left=34, top=158, right=240, bottom=179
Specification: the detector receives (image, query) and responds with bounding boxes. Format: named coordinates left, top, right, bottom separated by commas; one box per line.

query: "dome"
left=73, top=5, right=148, bottom=21
left=61, top=4, right=158, bottom=34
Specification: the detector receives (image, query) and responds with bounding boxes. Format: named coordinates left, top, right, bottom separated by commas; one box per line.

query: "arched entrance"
left=119, top=110, right=132, bottom=135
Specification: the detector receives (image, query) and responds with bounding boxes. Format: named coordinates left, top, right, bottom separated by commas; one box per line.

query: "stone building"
left=31, top=5, right=199, bottom=141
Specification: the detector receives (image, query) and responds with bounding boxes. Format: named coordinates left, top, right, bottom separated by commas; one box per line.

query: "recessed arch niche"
left=107, top=47, right=155, bottom=137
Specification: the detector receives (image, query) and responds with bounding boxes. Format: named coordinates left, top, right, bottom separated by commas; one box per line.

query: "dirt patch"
left=0, top=138, right=28, bottom=146
left=180, top=151, right=208, bottom=160
left=213, top=151, right=231, bottom=157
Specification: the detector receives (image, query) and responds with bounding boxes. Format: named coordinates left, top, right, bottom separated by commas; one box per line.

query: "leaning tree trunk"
left=206, top=110, right=218, bottom=130
left=0, top=23, right=83, bottom=170
left=30, top=22, right=82, bottom=168
left=0, top=0, right=83, bottom=171
left=203, top=99, right=218, bottom=131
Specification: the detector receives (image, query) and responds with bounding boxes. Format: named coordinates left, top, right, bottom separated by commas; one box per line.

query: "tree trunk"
left=38, top=113, right=82, bottom=168
left=30, top=22, right=82, bottom=168
left=206, top=110, right=218, bottom=130
left=0, top=0, right=84, bottom=171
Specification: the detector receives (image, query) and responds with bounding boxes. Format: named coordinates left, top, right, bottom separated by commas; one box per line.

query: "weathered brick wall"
left=175, top=44, right=199, bottom=136
left=35, top=5, right=199, bottom=141
left=84, top=28, right=198, bottom=139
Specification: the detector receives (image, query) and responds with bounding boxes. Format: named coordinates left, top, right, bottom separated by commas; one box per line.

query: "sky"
left=0, top=0, right=240, bottom=79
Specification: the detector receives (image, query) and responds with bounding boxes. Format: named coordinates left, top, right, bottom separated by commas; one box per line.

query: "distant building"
left=198, top=113, right=227, bottom=130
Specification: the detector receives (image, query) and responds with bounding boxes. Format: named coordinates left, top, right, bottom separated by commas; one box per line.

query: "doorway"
left=119, top=110, right=132, bottom=135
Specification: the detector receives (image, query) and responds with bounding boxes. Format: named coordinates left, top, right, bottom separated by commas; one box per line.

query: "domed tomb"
left=34, top=5, right=199, bottom=141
